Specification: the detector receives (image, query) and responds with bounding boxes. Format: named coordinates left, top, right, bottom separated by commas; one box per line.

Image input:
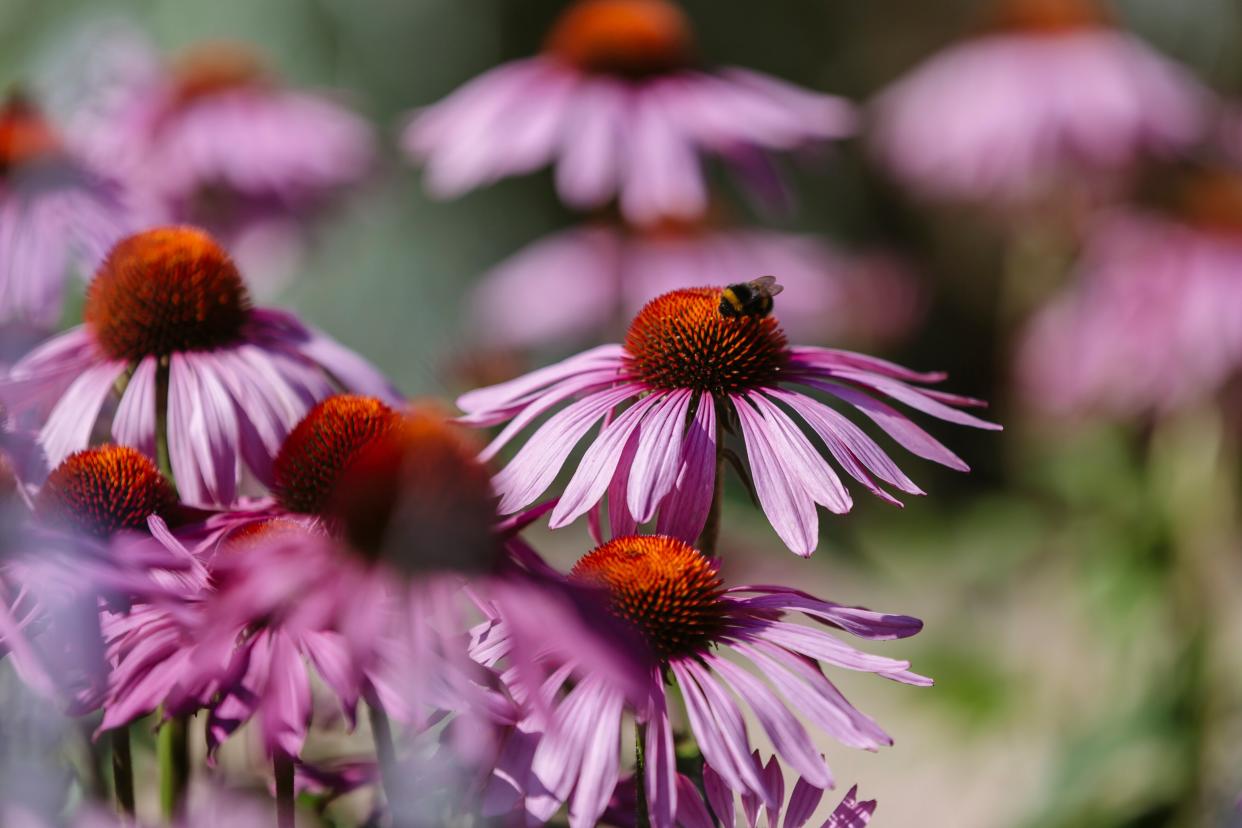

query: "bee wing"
left=753, top=275, right=784, bottom=296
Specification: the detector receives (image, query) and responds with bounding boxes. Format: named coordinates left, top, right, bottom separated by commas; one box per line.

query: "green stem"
left=696, top=420, right=726, bottom=556
left=368, top=702, right=400, bottom=822
left=79, top=719, right=107, bottom=803
left=154, top=360, right=174, bottom=486
left=275, top=751, right=295, bottom=828
left=634, top=725, right=650, bottom=828
left=112, top=727, right=135, bottom=817
left=157, top=714, right=189, bottom=822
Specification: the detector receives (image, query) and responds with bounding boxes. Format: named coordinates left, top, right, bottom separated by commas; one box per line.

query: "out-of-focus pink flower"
left=402, top=0, right=854, bottom=226
left=1019, top=183, right=1242, bottom=417
left=102, top=405, right=646, bottom=763
left=63, top=37, right=373, bottom=295
left=471, top=221, right=923, bottom=350
left=459, top=286, right=997, bottom=557
left=870, top=0, right=1211, bottom=204
left=0, top=94, right=148, bottom=333
left=0, top=227, right=398, bottom=506
left=0, top=446, right=203, bottom=711
left=481, top=534, right=920, bottom=827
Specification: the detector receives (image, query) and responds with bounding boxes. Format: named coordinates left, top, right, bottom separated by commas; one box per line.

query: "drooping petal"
left=681, top=660, right=770, bottom=806
left=733, top=395, right=818, bottom=556
left=493, top=384, right=639, bottom=514
left=626, top=388, right=692, bottom=522
left=568, top=683, right=624, bottom=828
left=551, top=394, right=662, bottom=528
left=655, top=392, right=716, bottom=542
left=111, top=356, right=158, bottom=458
left=706, top=654, right=831, bottom=789
left=39, top=359, right=124, bottom=467
left=644, top=677, right=678, bottom=828
left=805, top=379, right=971, bottom=472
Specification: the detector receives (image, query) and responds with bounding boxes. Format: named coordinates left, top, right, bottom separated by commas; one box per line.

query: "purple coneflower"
left=402, top=0, right=854, bottom=225
left=483, top=534, right=922, bottom=827
left=459, top=286, right=997, bottom=556
left=75, top=40, right=372, bottom=217
left=871, top=0, right=1210, bottom=204
left=0, top=94, right=144, bottom=333
left=66, top=39, right=374, bottom=294
left=471, top=219, right=921, bottom=350
left=1019, top=169, right=1242, bottom=416
left=0, top=226, right=398, bottom=506
left=0, top=445, right=200, bottom=710
left=103, top=405, right=641, bottom=766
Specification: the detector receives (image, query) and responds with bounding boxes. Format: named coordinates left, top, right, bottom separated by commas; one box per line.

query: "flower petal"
left=655, top=392, right=717, bottom=542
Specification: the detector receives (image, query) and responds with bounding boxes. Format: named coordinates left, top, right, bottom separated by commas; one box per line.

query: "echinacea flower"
left=402, top=0, right=854, bottom=225
left=870, top=0, right=1211, bottom=204
left=64, top=37, right=374, bottom=294
left=0, top=93, right=146, bottom=333
left=0, top=445, right=200, bottom=710
left=459, top=286, right=997, bottom=556
left=0, top=226, right=398, bottom=506
left=103, top=406, right=643, bottom=764
left=483, top=534, right=923, bottom=827
left=1019, top=169, right=1242, bottom=416
left=470, top=220, right=921, bottom=349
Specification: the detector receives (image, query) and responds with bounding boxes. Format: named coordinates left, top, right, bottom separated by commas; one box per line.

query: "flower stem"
left=274, top=751, right=295, bottom=828
left=157, top=714, right=189, bottom=822
left=79, top=719, right=107, bottom=803
left=112, top=727, right=135, bottom=816
left=696, top=421, right=726, bottom=556
left=634, top=724, right=650, bottom=828
left=368, top=701, right=400, bottom=821
left=154, top=360, right=175, bottom=488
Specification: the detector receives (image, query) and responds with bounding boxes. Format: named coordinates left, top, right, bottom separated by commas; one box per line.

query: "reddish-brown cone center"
left=572, top=535, right=726, bottom=660
left=625, top=288, right=788, bottom=394
left=990, top=0, right=1111, bottom=33
left=84, top=227, right=252, bottom=361
left=544, top=0, right=694, bottom=77
left=272, top=395, right=397, bottom=515
left=218, top=518, right=310, bottom=554
left=326, top=408, right=502, bottom=575
left=0, top=95, right=62, bottom=173
left=37, top=445, right=175, bottom=539
left=169, top=42, right=269, bottom=109
left=1174, top=170, right=1242, bottom=237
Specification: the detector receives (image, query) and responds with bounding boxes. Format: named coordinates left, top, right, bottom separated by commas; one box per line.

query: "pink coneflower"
left=483, top=534, right=922, bottom=827
left=0, top=226, right=398, bottom=506
left=76, top=40, right=372, bottom=215
left=402, top=0, right=854, bottom=225
left=471, top=220, right=922, bottom=350
left=1019, top=170, right=1242, bottom=416
left=67, top=39, right=373, bottom=294
left=0, top=94, right=144, bottom=332
left=103, top=406, right=643, bottom=763
left=870, top=0, right=1211, bottom=204
left=0, top=445, right=199, bottom=710
left=459, top=286, right=997, bottom=556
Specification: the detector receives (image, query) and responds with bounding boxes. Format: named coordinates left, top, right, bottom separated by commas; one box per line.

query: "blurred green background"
left=3, top=1, right=1242, bottom=825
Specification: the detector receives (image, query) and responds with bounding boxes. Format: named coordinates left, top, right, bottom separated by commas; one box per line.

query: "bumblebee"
left=719, top=276, right=784, bottom=319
